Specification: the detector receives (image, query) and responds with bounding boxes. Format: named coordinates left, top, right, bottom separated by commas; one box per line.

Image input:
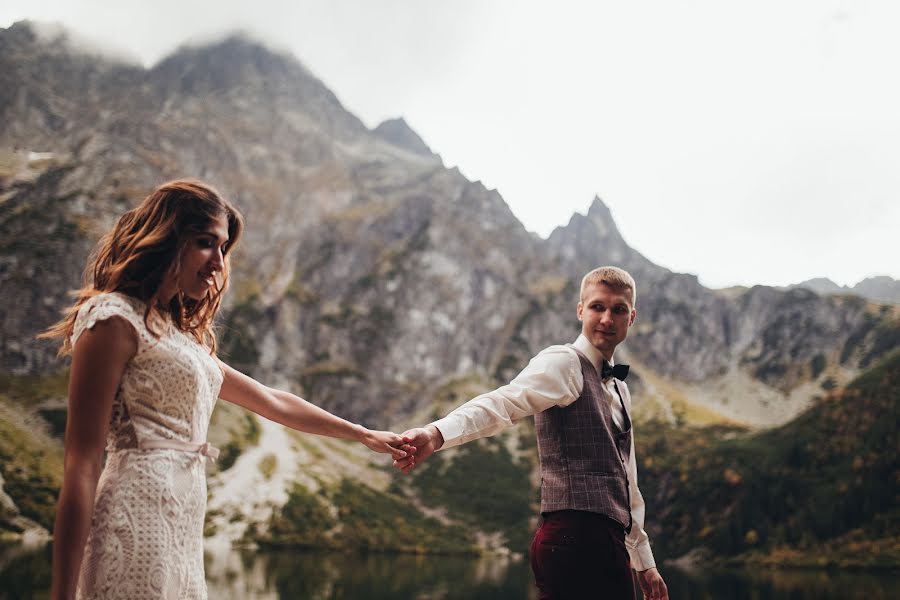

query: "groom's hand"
left=636, top=567, right=668, bottom=600
left=392, top=425, right=443, bottom=473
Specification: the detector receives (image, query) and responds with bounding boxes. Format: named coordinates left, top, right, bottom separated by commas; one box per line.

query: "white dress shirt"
left=431, top=334, right=657, bottom=571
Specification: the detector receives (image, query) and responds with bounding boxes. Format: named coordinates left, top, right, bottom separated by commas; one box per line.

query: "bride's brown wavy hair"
left=41, top=180, right=244, bottom=356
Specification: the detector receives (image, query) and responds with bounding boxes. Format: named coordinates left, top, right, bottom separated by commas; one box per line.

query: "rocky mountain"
left=790, top=276, right=900, bottom=305
left=1, top=20, right=898, bottom=550
left=854, top=276, right=900, bottom=304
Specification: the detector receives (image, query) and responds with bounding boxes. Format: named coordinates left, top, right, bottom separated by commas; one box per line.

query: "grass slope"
left=637, top=350, right=900, bottom=568
left=0, top=374, right=67, bottom=533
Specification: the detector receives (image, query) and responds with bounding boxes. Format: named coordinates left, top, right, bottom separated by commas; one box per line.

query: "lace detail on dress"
left=71, top=292, right=150, bottom=351
left=73, top=292, right=223, bottom=600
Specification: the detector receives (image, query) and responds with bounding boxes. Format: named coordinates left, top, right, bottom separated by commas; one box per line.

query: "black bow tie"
left=601, top=361, right=629, bottom=381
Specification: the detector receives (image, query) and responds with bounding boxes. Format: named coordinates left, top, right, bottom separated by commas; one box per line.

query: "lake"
left=1, top=542, right=897, bottom=599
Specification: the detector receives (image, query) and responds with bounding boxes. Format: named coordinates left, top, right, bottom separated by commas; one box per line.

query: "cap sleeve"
left=71, top=293, right=146, bottom=349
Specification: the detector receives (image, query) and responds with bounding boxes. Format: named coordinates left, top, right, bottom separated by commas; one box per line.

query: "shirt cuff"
left=628, top=541, right=656, bottom=572
left=430, top=417, right=465, bottom=450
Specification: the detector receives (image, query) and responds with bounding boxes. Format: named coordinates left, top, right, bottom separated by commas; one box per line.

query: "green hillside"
left=637, top=350, right=900, bottom=568
left=0, top=373, right=66, bottom=535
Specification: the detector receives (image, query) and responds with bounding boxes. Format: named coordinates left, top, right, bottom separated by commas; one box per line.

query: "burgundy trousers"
left=530, top=510, right=636, bottom=600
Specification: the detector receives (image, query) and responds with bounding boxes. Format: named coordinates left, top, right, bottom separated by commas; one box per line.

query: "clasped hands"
left=361, top=424, right=444, bottom=472
left=393, top=425, right=444, bottom=473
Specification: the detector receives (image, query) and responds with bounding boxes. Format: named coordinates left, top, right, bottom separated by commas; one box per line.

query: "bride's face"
left=175, top=213, right=230, bottom=301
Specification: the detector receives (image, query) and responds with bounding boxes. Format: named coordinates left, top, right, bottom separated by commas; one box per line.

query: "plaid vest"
left=535, top=347, right=633, bottom=532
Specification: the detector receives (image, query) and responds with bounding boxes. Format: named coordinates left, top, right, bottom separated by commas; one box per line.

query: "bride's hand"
left=360, top=428, right=416, bottom=461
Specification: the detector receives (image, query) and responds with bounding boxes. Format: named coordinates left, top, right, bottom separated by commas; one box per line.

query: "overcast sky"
left=3, top=1, right=898, bottom=289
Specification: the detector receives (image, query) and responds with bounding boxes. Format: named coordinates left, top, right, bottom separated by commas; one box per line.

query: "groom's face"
left=577, top=282, right=636, bottom=357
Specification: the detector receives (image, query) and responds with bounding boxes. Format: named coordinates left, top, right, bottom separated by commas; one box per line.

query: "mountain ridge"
left=789, top=276, right=900, bottom=305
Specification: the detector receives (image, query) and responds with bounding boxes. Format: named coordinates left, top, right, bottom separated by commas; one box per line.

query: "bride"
left=43, top=180, right=411, bottom=600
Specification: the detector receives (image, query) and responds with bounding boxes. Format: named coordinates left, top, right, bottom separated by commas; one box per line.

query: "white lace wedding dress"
left=71, top=292, right=223, bottom=600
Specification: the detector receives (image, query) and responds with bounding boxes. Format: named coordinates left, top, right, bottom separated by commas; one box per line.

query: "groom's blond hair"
left=579, top=266, right=636, bottom=306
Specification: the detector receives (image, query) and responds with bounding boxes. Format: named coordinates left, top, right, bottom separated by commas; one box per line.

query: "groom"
left=394, top=266, right=668, bottom=600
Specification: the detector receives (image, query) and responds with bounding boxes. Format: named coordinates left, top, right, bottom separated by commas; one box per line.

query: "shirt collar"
left=572, top=334, right=615, bottom=370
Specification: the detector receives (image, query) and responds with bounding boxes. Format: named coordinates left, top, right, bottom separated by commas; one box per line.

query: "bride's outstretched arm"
left=216, top=359, right=411, bottom=459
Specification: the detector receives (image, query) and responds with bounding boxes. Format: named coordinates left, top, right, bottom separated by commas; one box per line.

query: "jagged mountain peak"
left=545, top=196, right=662, bottom=283
left=156, top=32, right=301, bottom=73
left=586, top=194, right=613, bottom=220
left=144, top=30, right=369, bottom=142
left=547, top=195, right=621, bottom=245
left=549, top=195, right=623, bottom=246
left=373, top=117, right=434, bottom=156
left=152, top=32, right=318, bottom=91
